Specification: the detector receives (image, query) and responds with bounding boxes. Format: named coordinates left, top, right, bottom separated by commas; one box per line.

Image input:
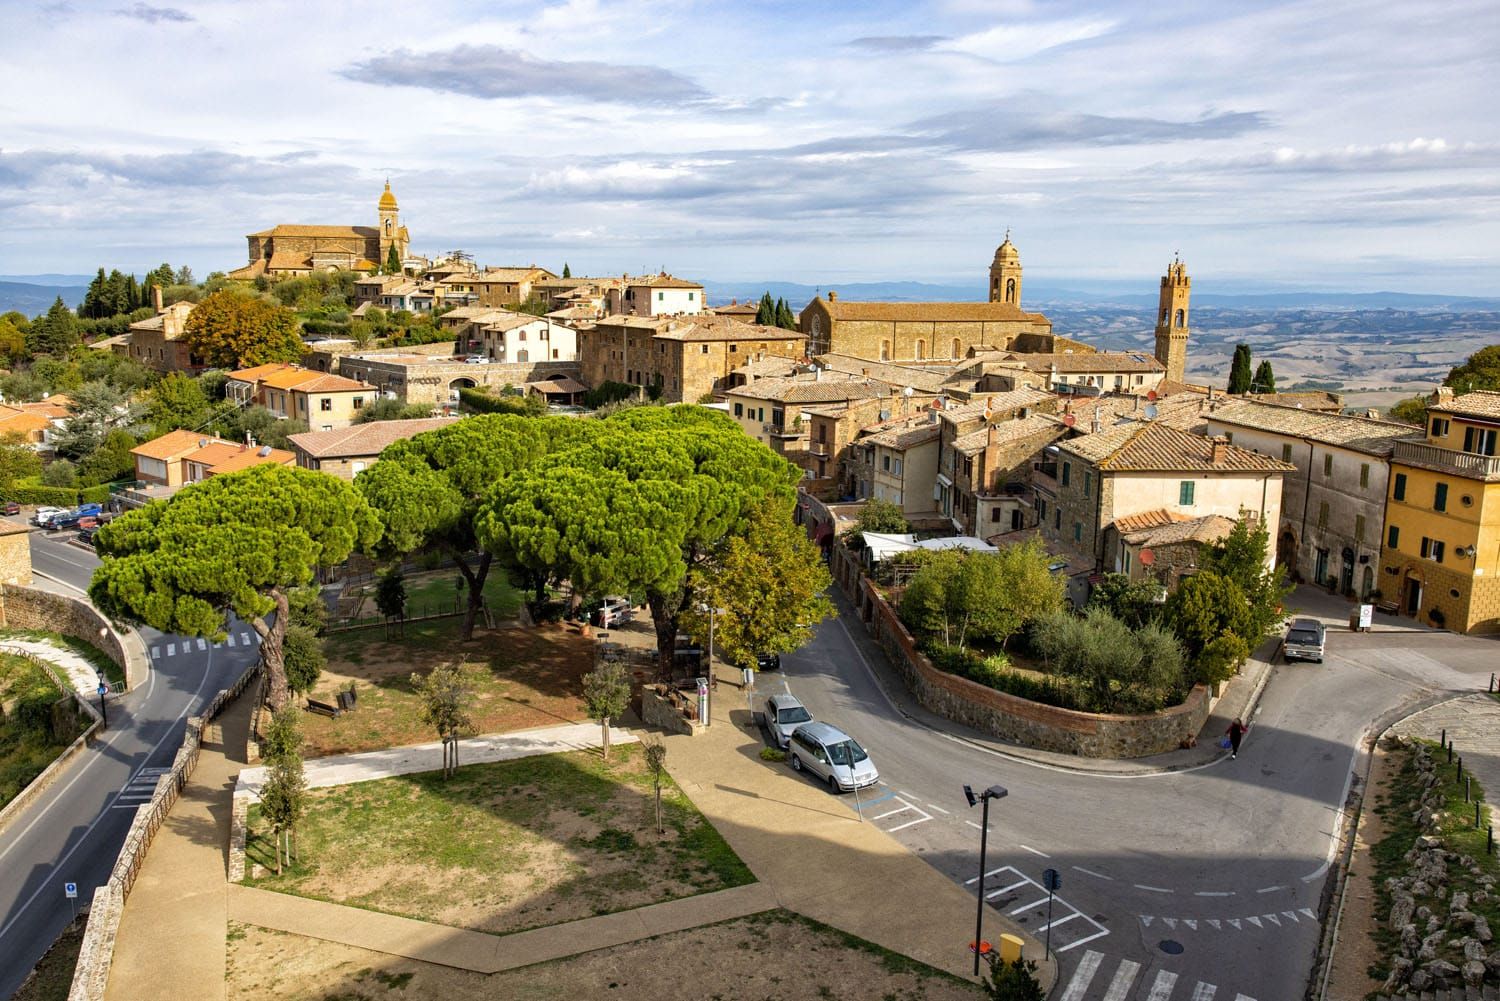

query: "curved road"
left=0, top=531, right=257, bottom=998
left=762, top=589, right=1494, bottom=999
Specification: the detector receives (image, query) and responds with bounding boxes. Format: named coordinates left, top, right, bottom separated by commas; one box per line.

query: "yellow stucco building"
left=1380, top=388, right=1500, bottom=633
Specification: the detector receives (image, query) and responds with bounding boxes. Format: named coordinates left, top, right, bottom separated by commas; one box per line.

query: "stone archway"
left=1277, top=529, right=1299, bottom=581
left=448, top=376, right=476, bottom=401
left=1361, top=565, right=1375, bottom=599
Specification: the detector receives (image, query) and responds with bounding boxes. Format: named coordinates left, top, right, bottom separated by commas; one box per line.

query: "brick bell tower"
left=1154, top=255, right=1191, bottom=384
left=989, top=230, right=1022, bottom=306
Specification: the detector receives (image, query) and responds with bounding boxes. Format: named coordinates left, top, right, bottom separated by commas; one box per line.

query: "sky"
left=0, top=0, right=1496, bottom=294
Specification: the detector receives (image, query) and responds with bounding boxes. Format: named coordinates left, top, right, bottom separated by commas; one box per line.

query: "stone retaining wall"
left=641, top=686, right=702, bottom=736
left=66, top=661, right=261, bottom=1001
left=0, top=648, right=100, bottom=837
left=0, top=584, right=146, bottom=690
left=832, top=542, right=1211, bottom=759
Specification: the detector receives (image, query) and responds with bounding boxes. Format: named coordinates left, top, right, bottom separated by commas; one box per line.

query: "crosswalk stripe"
left=197, top=638, right=207, bottom=651
left=1057, top=950, right=1102, bottom=1001
left=244, top=633, right=255, bottom=644
left=1101, top=959, right=1140, bottom=1001
left=226, top=634, right=236, bottom=647
left=1234, top=995, right=1256, bottom=1001
left=166, top=643, right=175, bottom=656
left=1146, top=970, right=1178, bottom=1001
left=1191, top=982, right=1217, bottom=1001
left=151, top=647, right=160, bottom=659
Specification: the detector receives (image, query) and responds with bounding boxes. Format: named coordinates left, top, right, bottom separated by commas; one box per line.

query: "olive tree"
left=582, top=661, right=631, bottom=760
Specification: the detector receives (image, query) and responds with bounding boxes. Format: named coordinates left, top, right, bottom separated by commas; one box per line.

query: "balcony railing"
left=808, top=441, right=831, bottom=456
left=1394, top=440, right=1500, bottom=480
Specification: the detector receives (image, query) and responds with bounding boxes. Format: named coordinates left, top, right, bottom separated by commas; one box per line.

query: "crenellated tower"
left=1154, top=255, right=1191, bottom=384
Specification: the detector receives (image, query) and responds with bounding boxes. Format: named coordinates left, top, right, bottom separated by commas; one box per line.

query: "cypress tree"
left=562, top=262, right=572, bottom=279
left=125, top=274, right=141, bottom=312
left=104, top=270, right=128, bottom=317
left=776, top=297, right=796, bottom=330
left=83, top=268, right=107, bottom=319
left=1253, top=360, right=1276, bottom=393
left=1227, top=343, right=1253, bottom=394
left=384, top=245, right=402, bottom=275
left=755, top=292, right=774, bottom=325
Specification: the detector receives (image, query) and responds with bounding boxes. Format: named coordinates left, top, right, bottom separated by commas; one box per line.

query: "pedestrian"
left=1227, top=717, right=1248, bottom=759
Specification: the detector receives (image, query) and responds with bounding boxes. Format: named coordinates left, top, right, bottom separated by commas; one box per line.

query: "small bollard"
left=1460, top=756, right=1465, bottom=781
left=1491, top=672, right=1496, bottom=693
left=1476, top=800, right=1482, bottom=829
left=1449, top=742, right=1454, bottom=764
left=1488, top=825, right=1494, bottom=855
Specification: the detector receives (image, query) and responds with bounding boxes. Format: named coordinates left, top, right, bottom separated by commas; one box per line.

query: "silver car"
left=765, top=693, right=812, bottom=749
left=1282, top=617, right=1326, bottom=663
left=788, top=721, right=879, bottom=793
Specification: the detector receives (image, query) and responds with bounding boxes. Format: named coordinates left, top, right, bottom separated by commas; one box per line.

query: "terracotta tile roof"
left=288, top=418, right=457, bottom=459
left=730, top=358, right=801, bottom=379
left=226, top=260, right=266, bottom=280
left=937, top=388, right=1058, bottom=426
left=628, top=273, right=702, bottom=289
left=131, top=428, right=218, bottom=461
left=1432, top=390, right=1500, bottom=422
left=478, top=313, right=544, bottom=333
left=287, top=373, right=375, bottom=394
left=266, top=251, right=315, bottom=271
left=192, top=441, right=296, bottom=474
left=1207, top=400, right=1420, bottom=456
left=470, top=267, right=553, bottom=283
left=711, top=302, right=759, bottom=316
left=1244, top=390, right=1343, bottom=411
left=818, top=299, right=1048, bottom=324
left=228, top=363, right=304, bottom=384
left=1112, top=509, right=1187, bottom=534
left=250, top=225, right=378, bottom=239
left=1006, top=350, right=1164, bottom=374
left=525, top=377, right=588, bottom=394
left=1120, top=513, right=1237, bottom=547
left=951, top=414, right=1066, bottom=455
left=1061, top=421, right=1297, bottom=473
left=0, top=409, right=52, bottom=435
left=728, top=376, right=887, bottom=405
left=862, top=419, right=941, bottom=450
left=814, top=353, right=958, bottom=393
left=651, top=318, right=805, bottom=343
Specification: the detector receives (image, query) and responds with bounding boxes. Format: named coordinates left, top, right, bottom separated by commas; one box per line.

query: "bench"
left=305, top=698, right=342, bottom=718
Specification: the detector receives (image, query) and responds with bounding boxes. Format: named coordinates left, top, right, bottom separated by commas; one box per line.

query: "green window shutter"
left=1394, top=473, right=1407, bottom=501
left=1179, top=481, right=1195, bottom=505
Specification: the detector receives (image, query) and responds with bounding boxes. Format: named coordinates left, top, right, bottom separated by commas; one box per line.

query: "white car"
left=30, top=506, right=66, bottom=526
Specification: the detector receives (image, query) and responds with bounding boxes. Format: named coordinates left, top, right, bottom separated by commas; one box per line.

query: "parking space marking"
left=869, top=795, right=932, bottom=834
left=1010, top=895, right=1053, bottom=915
left=978, top=866, right=1110, bottom=954
left=926, top=803, right=950, bottom=814
left=1073, top=865, right=1113, bottom=880
left=1038, top=911, right=1081, bottom=933
left=1019, top=844, right=1051, bottom=858
left=984, top=878, right=1031, bottom=898
left=1055, top=929, right=1109, bottom=953
left=965, top=867, right=1012, bottom=885
left=1134, top=883, right=1172, bottom=893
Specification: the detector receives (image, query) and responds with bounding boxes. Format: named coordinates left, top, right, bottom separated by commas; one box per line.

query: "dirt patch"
left=1323, top=744, right=1392, bottom=1001
left=10, top=913, right=86, bottom=1001
left=301, top=623, right=597, bottom=758
left=227, top=910, right=981, bottom=1001
left=245, top=745, right=752, bottom=935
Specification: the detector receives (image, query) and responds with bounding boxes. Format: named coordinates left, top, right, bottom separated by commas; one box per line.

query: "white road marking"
left=874, top=806, right=911, bottom=820
left=1055, top=929, right=1109, bottom=953
left=197, top=638, right=207, bottom=651
left=887, top=815, right=931, bottom=832
left=1195, top=890, right=1233, bottom=896
left=1183, top=918, right=1198, bottom=930
left=1245, top=916, right=1262, bottom=928
left=1163, top=917, right=1177, bottom=929
left=1228, top=918, right=1242, bottom=930
left=1073, top=865, right=1113, bottom=880
left=1191, top=982, right=1217, bottom=1001
left=226, top=634, right=236, bottom=647
left=926, top=803, right=950, bottom=814
left=166, top=643, right=175, bottom=656
left=1301, top=860, right=1330, bottom=882
left=1009, top=895, right=1052, bottom=914
left=1018, top=844, right=1050, bottom=858
left=965, top=820, right=983, bottom=830
left=965, top=867, right=1012, bottom=885
left=1057, top=950, right=1101, bottom=1001
left=1299, top=907, right=1316, bottom=920
left=151, top=647, right=160, bottom=660
left=1281, top=910, right=1299, bottom=922
left=1234, top=995, right=1257, bottom=1001
left=900, top=789, right=920, bottom=799
left=1140, top=915, right=1153, bottom=926
left=1145, top=970, right=1178, bottom=1001
left=1255, top=885, right=1286, bottom=894
left=984, top=878, right=1031, bottom=897
left=1134, top=883, right=1172, bottom=893
left=1208, top=919, right=1222, bottom=930
left=1038, top=911, right=1081, bottom=933
left=1262, top=913, right=1281, bottom=926
left=1102, top=959, right=1140, bottom=1001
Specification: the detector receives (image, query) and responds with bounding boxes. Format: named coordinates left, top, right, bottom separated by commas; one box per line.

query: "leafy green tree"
left=0, top=432, right=42, bottom=489
left=261, top=704, right=304, bottom=763
left=680, top=499, right=833, bottom=669
left=41, top=458, right=77, bottom=488
left=354, top=397, right=434, bottom=424
left=1203, top=516, right=1290, bottom=646
left=258, top=716, right=306, bottom=874
left=982, top=954, right=1046, bottom=1001
left=282, top=625, right=325, bottom=694
left=359, top=414, right=593, bottom=640
left=411, top=660, right=476, bottom=778
left=481, top=406, right=797, bottom=677
left=1387, top=395, right=1428, bottom=426
left=582, top=661, right=631, bottom=759
left=1227, top=343, right=1252, bottom=394
left=1165, top=571, right=1253, bottom=684
left=212, top=405, right=306, bottom=451
left=854, top=497, right=908, bottom=536
left=286, top=584, right=327, bottom=635
left=562, top=262, right=572, bottom=279
left=1253, top=359, right=1276, bottom=393
left=182, top=290, right=302, bottom=369
left=1446, top=345, right=1500, bottom=394
left=174, top=265, right=194, bottom=286
left=26, top=298, right=79, bottom=357
left=0, top=316, right=25, bottom=365
left=147, top=371, right=213, bottom=436
left=375, top=569, right=406, bottom=638
left=1198, top=631, right=1250, bottom=688
left=642, top=735, right=668, bottom=833
left=383, top=245, right=402, bottom=275
left=900, top=542, right=1062, bottom=651
left=78, top=429, right=138, bottom=486
left=1086, top=573, right=1164, bottom=628
left=51, top=381, right=140, bottom=461
left=90, top=464, right=381, bottom=711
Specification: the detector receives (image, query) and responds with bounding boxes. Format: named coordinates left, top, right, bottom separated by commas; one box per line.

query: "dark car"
left=76, top=526, right=98, bottom=547
left=755, top=652, right=781, bottom=672
left=2, top=501, right=19, bottom=516
left=47, top=512, right=82, bottom=531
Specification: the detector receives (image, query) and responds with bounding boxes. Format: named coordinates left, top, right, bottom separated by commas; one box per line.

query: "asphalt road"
left=0, top=530, right=257, bottom=999
left=751, top=588, right=1497, bottom=1000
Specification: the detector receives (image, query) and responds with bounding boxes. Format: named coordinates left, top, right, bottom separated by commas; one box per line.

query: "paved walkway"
left=659, top=694, right=1058, bottom=988
left=104, top=693, right=252, bottom=1001
left=0, top=638, right=106, bottom=697
left=235, top=722, right=639, bottom=799
left=226, top=881, right=778, bottom=973
left=1391, top=693, right=1500, bottom=798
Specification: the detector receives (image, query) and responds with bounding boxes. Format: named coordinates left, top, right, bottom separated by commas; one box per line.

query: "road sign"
left=1042, top=868, right=1061, bottom=891
left=64, top=882, right=77, bottom=899
left=97, top=683, right=107, bottom=697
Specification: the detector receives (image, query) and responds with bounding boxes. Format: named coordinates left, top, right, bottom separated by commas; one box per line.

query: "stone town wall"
left=830, top=543, right=1210, bottom=758
left=338, top=357, right=580, bottom=405
left=0, top=531, right=31, bottom=586
left=0, top=584, right=145, bottom=690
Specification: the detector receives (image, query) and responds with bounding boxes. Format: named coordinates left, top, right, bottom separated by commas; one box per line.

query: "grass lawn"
left=9, top=915, right=85, bottom=1001
left=227, top=909, right=982, bottom=1001
left=0, top=629, right=127, bottom=688
left=0, top=652, right=78, bottom=810
left=245, top=744, right=754, bottom=935
left=301, top=620, right=595, bottom=759
left=1367, top=738, right=1499, bottom=988
left=335, top=569, right=523, bottom=629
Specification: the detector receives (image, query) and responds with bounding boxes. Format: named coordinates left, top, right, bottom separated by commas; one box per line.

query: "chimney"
left=1090, top=408, right=1102, bottom=434
left=815, top=367, right=822, bottom=382
left=1433, top=386, right=1455, bottom=406
left=1211, top=436, right=1229, bottom=464
left=988, top=423, right=998, bottom=448
left=152, top=285, right=164, bottom=312
left=827, top=290, right=838, bottom=302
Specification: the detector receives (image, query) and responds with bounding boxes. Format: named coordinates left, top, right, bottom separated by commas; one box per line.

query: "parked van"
left=787, top=722, right=879, bottom=793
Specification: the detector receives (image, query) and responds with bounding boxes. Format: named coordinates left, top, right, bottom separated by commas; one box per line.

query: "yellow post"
left=999, top=934, right=1024, bottom=963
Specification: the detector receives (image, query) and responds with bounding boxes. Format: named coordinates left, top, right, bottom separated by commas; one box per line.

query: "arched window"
left=1160, top=308, right=1168, bottom=324
left=952, top=338, right=962, bottom=358
left=517, top=349, right=529, bottom=363
left=915, top=339, right=926, bottom=360
left=1175, top=308, right=1186, bottom=326
left=1005, top=278, right=1016, bottom=303
left=880, top=340, right=891, bottom=361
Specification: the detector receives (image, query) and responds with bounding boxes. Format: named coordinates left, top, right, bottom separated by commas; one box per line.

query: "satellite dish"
left=1147, top=390, right=1158, bottom=401
left=1139, top=548, right=1156, bottom=566
left=1144, top=405, right=1160, bottom=419
left=1063, top=414, right=1077, bottom=428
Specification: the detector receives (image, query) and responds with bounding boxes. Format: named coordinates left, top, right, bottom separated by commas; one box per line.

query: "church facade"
left=228, top=182, right=411, bottom=280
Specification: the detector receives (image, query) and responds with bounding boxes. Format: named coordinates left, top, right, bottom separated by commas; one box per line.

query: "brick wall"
left=0, top=584, right=144, bottom=689
left=831, top=543, right=1210, bottom=758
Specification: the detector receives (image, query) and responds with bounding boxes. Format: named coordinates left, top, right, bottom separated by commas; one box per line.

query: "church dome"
left=993, top=232, right=1019, bottom=264
left=378, top=181, right=398, bottom=211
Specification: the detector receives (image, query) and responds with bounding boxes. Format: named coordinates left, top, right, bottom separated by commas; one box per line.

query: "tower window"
left=1005, top=278, right=1016, bottom=303
left=1175, top=308, right=1186, bottom=326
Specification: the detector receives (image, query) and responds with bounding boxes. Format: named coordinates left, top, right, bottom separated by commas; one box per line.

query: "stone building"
left=114, top=300, right=202, bottom=374
left=1380, top=388, right=1500, bottom=633
left=1153, top=256, right=1192, bottom=384
left=228, top=181, right=411, bottom=280
left=464, top=267, right=557, bottom=308
left=846, top=416, right=944, bottom=522
left=0, top=522, right=31, bottom=586
left=609, top=274, right=705, bottom=317
left=1204, top=399, right=1416, bottom=596
left=723, top=375, right=895, bottom=456
left=1113, top=510, right=1237, bottom=588
left=337, top=352, right=579, bottom=406
left=123, top=429, right=295, bottom=507
left=225, top=364, right=379, bottom=431
left=972, top=349, right=1165, bottom=396
left=289, top=417, right=457, bottom=481
left=576, top=315, right=805, bottom=404
left=946, top=414, right=1069, bottom=539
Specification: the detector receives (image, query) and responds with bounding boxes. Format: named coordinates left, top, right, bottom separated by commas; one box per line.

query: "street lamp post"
left=964, top=783, right=1009, bottom=976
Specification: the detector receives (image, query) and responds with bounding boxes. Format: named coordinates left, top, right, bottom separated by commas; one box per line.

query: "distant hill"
left=0, top=281, right=88, bottom=316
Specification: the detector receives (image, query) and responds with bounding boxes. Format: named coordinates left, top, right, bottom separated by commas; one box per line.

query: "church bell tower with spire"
left=989, top=230, right=1022, bottom=307
left=1154, top=255, right=1191, bottom=384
